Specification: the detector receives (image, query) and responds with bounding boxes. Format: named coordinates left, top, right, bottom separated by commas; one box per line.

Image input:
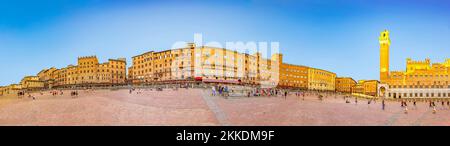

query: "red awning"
left=194, top=77, right=203, bottom=81
left=202, top=79, right=240, bottom=84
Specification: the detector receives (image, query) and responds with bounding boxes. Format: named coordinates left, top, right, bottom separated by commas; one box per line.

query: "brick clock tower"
left=379, top=30, right=391, bottom=83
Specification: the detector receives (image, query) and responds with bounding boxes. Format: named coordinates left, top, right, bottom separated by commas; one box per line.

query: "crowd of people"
left=341, top=95, right=450, bottom=114
left=211, top=85, right=230, bottom=97
left=398, top=99, right=450, bottom=114
left=50, top=90, right=64, bottom=96
left=210, top=85, right=336, bottom=101
left=70, top=90, right=79, bottom=97
left=128, top=85, right=191, bottom=95
left=14, top=89, right=83, bottom=100
left=245, top=88, right=282, bottom=97
left=347, top=96, right=450, bottom=114
left=10, top=84, right=450, bottom=115
left=208, top=84, right=450, bottom=115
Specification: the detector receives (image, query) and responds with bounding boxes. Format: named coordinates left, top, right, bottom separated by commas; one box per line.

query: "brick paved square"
left=0, top=89, right=449, bottom=126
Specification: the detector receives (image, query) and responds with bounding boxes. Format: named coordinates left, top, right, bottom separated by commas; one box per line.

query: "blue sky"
left=0, top=0, right=449, bottom=86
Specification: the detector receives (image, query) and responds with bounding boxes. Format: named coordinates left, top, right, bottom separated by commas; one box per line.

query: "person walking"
left=433, top=104, right=437, bottom=114
left=382, top=99, right=385, bottom=111
left=403, top=101, right=408, bottom=114
left=284, top=91, right=288, bottom=100
left=404, top=104, right=408, bottom=114
left=413, top=100, right=417, bottom=110
left=224, top=86, right=229, bottom=97
left=211, top=86, right=216, bottom=96
left=219, top=86, right=223, bottom=96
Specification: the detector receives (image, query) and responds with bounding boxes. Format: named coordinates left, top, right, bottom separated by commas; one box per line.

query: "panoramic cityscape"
left=0, top=30, right=449, bottom=125
left=1, top=30, right=449, bottom=99
left=0, top=0, right=449, bottom=126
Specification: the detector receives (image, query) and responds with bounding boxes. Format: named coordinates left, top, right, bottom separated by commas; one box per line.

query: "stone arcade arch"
left=378, top=84, right=389, bottom=98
